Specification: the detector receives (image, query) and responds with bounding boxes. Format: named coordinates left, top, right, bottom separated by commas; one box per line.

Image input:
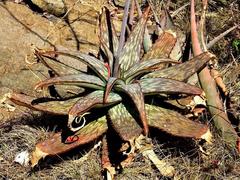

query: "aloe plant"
left=9, top=1, right=215, bottom=177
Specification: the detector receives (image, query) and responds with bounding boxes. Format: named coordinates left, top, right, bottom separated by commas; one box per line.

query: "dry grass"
left=1, top=123, right=239, bottom=179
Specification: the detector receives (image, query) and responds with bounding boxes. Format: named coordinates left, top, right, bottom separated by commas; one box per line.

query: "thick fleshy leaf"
left=35, top=73, right=105, bottom=90
left=119, top=7, right=150, bottom=73
left=68, top=91, right=122, bottom=130
left=142, top=52, right=215, bottom=81
left=143, top=30, right=177, bottom=60
left=99, top=7, right=120, bottom=74
left=116, top=83, right=148, bottom=135
left=124, top=58, right=179, bottom=81
left=9, top=93, right=77, bottom=115
left=104, top=77, right=119, bottom=103
left=140, top=78, right=203, bottom=95
left=31, top=116, right=108, bottom=167
left=35, top=51, right=83, bottom=76
left=40, top=50, right=108, bottom=81
left=100, top=7, right=119, bottom=57
left=108, top=103, right=142, bottom=141
left=100, top=41, right=114, bottom=74
left=146, top=104, right=209, bottom=138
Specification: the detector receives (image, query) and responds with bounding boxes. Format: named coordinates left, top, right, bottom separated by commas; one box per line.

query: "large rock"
left=0, top=1, right=106, bottom=123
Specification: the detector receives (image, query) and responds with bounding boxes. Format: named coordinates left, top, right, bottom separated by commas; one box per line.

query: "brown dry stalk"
left=190, top=0, right=239, bottom=148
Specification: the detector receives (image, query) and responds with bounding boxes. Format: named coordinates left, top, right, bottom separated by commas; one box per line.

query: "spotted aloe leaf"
left=104, top=77, right=124, bottom=103
left=142, top=52, right=215, bottom=81
left=124, top=58, right=179, bottom=81
left=68, top=90, right=121, bottom=129
left=100, top=41, right=114, bottom=73
left=35, top=51, right=83, bottom=76
left=100, top=7, right=119, bottom=57
left=31, top=116, right=108, bottom=167
left=40, top=50, right=109, bottom=81
left=116, top=83, right=148, bottom=135
left=9, top=93, right=77, bottom=115
left=35, top=73, right=105, bottom=90
left=69, top=91, right=121, bottom=117
left=108, top=103, right=142, bottom=141
left=146, top=104, right=209, bottom=138
left=119, top=7, right=150, bottom=73
left=140, top=78, right=203, bottom=95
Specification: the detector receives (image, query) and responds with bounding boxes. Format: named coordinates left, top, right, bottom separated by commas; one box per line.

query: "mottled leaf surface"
left=35, top=73, right=105, bottom=90
left=104, top=77, right=119, bottom=103
left=124, top=58, right=178, bottom=81
left=101, top=41, right=114, bottom=73
left=100, top=8, right=119, bottom=57
left=35, top=51, right=83, bottom=76
left=146, top=104, right=208, bottom=138
left=69, top=90, right=122, bottom=118
left=42, top=50, right=109, bottom=81
left=143, top=52, right=214, bottom=81
left=116, top=83, right=148, bottom=135
left=108, top=103, right=142, bottom=141
left=33, top=116, right=107, bottom=156
left=119, top=7, right=149, bottom=72
left=140, top=78, right=202, bottom=95
left=9, top=93, right=77, bottom=115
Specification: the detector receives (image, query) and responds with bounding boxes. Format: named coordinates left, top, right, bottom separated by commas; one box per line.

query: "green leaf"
left=142, top=52, right=215, bottom=81
left=108, top=103, right=142, bottom=141
left=104, top=77, right=123, bottom=103
left=68, top=90, right=122, bottom=129
left=100, top=7, right=119, bottom=56
left=35, top=51, right=83, bottom=76
left=35, top=73, right=105, bottom=90
left=124, top=58, right=179, bottom=81
left=140, top=78, right=203, bottom=95
left=116, top=83, right=148, bottom=135
left=9, top=93, right=78, bottom=115
left=41, top=50, right=109, bottom=81
left=119, top=7, right=150, bottom=73
left=100, top=41, right=114, bottom=74
left=146, top=104, right=209, bottom=138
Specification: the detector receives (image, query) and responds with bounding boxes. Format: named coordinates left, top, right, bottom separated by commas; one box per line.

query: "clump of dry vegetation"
left=0, top=0, right=239, bottom=179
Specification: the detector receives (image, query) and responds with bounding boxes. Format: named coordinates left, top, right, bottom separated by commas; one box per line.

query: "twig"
left=207, top=25, right=239, bottom=49
left=171, top=3, right=190, bottom=17
left=147, top=0, right=163, bottom=34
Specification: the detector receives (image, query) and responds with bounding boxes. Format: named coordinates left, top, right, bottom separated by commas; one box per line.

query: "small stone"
left=14, top=150, right=30, bottom=167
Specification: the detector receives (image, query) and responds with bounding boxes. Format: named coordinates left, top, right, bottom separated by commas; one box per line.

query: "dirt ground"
left=0, top=0, right=239, bottom=179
